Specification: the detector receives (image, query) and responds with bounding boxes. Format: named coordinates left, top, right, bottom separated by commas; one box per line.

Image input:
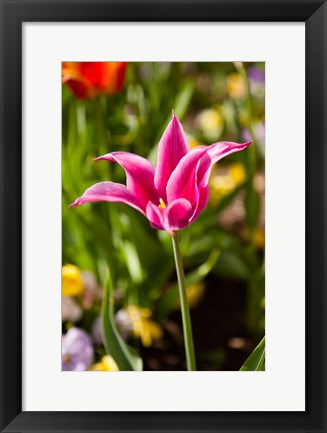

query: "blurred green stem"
left=172, top=232, right=196, bottom=371
left=96, top=97, right=112, bottom=175
left=235, top=62, right=257, bottom=180
left=235, top=61, right=260, bottom=246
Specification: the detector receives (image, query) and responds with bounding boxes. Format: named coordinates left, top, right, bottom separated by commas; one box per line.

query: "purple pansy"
left=62, top=327, right=94, bottom=371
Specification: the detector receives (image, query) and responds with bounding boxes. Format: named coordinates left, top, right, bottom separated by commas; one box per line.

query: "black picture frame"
left=0, top=0, right=326, bottom=432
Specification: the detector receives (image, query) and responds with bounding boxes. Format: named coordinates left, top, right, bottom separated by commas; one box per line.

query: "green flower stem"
left=235, top=61, right=257, bottom=180
left=171, top=232, right=196, bottom=371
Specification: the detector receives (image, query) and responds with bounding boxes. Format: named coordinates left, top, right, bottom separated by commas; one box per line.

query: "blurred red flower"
left=62, top=62, right=128, bottom=99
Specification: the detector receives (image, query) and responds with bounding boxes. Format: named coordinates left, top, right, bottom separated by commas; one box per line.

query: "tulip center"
left=159, top=198, right=166, bottom=209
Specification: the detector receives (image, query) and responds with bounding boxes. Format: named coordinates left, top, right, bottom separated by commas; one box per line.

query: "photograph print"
left=62, top=61, right=265, bottom=372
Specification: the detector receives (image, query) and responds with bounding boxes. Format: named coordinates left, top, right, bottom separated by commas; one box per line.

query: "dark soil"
left=140, top=275, right=262, bottom=371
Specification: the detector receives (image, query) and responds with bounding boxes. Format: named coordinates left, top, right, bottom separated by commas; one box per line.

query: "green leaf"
left=101, top=271, right=143, bottom=371
left=240, top=336, right=265, bottom=371
left=122, top=240, right=144, bottom=284
left=173, top=81, right=195, bottom=119
left=214, top=250, right=250, bottom=280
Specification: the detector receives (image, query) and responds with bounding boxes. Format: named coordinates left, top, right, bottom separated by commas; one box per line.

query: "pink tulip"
left=70, top=114, right=251, bottom=235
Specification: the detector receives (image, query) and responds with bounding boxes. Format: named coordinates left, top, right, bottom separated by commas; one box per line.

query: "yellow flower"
left=230, top=163, right=246, bottom=185
left=62, top=264, right=84, bottom=297
left=188, top=137, right=202, bottom=149
left=90, top=355, right=119, bottom=371
left=126, top=305, right=163, bottom=347
left=175, top=282, right=206, bottom=310
left=197, top=108, right=223, bottom=141
left=253, top=228, right=265, bottom=249
left=243, top=227, right=265, bottom=249
left=186, top=282, right=206, bottom=308
left=254, top=229, right=265, bottom=249
left=227, top=73, right=246, bottom=99
left=209, top=163, right=246, bottom=204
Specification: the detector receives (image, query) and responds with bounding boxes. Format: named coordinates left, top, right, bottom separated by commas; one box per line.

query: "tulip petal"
left=190, top=185, right=210, bottom=222
left=145, top=202, right=165, bottom=232
left=167, top=141, right=251, bottom=222
left=146, top=198, right=193, bottom=235
left=81, top=62, right=127, bottom=95
left=102, top=62, right=128, bottom=94
left=154, top=113, right=190, bottom=196
left=70, top=181, right=145, bottom=215
left=62, top=71, right=95, bottom=99
left=166, top=147, right=210, bottom=208
left=62, top=62, right=128, bottom=99
left=190, top=141, right=251, bottom=220
left=197, top=141, right=252, bottom=188
left=165, top=198, right=193, bottom=231
left=94, top=152, right=157, bottom=207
